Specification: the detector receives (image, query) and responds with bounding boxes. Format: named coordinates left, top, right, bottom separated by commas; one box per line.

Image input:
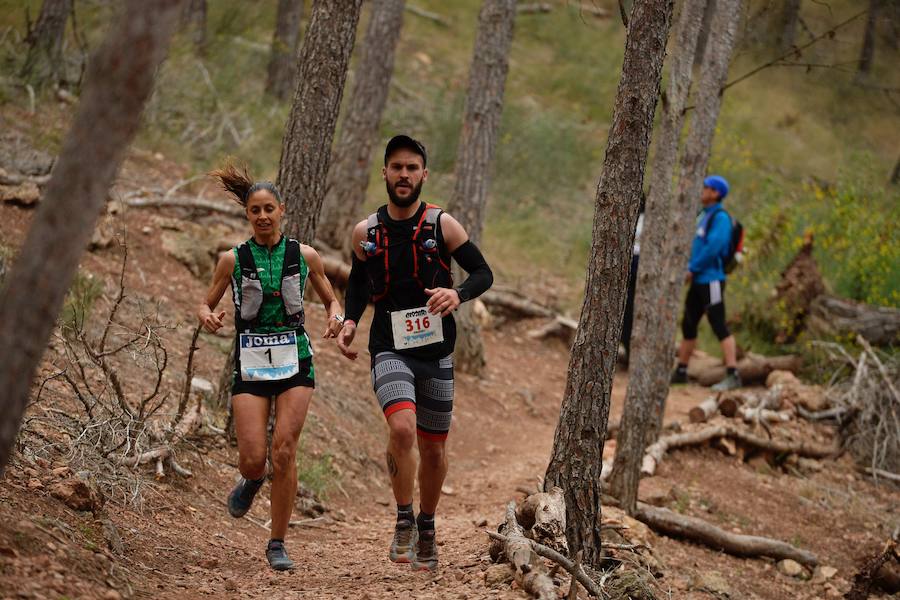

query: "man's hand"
left=198, top=308, right=226, bottom=333
left=685, top=272, right=693, bottom=285
left=337, top=321, right=358, bottom=360
left=425, top=287, right=460, bottom=317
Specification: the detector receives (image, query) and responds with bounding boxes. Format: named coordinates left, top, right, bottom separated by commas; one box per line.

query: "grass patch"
left=60, top=271, right=104, bottom=333
left=296, top=443, right=336, bottom=500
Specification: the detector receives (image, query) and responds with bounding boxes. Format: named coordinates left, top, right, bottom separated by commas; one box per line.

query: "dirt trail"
left=1, top=189, right=897, bottom=600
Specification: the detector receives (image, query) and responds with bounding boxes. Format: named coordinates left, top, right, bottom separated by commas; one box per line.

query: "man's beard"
left=386, top=179, right=423, bottom=207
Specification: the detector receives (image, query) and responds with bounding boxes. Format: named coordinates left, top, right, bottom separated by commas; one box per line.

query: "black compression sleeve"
left=451, top=240, right=493, bottom=302
left=345, top=254, right=369, bottom=323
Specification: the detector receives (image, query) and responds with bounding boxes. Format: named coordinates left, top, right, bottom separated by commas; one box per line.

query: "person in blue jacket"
left=671, top=175, right=741, bottom=391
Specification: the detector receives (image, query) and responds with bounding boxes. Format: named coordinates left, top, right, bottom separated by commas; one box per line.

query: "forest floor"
left=0, top=146, right=898, bottom=600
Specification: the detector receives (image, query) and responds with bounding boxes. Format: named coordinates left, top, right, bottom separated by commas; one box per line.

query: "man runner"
left=336, top=135, right=493, bottom=571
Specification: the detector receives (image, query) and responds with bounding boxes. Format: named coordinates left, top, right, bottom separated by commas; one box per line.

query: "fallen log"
left=123, top=195, right=245, bottom=218
left=494, top=501, right=557, bottom=600
left=481, top=287, right=557, bottom=319
left=405, top=4, right=451, bottom=27
left=526, top=316, right=578, bottom=344
left=634, top=502, right=817, bottom=566
left=692, top=353, right=803, bottom=387
left=641, top=425, right=836, bottom=476
left=846, top=534, right=900, bottom=598
left=809, top=296, right=900, bottom=347
left=515, top=487, right=568, bottom=554
left=688, top=396, right=720, bottom=423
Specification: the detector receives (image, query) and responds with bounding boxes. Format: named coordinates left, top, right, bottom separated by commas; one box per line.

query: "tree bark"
left=277, top=0, right=363, bottom=244
left=858, top=0, right=879, bottom=75
left=317, top=0, right=406, bottom=251
left=265, top=0, right=304, bottom=101
left=21, top=0, right=72, bottom=84
left=0, top=0, right=182, bottom=474
left=693, top=0, right=715, bottom=67
left=543, top=0, right=673, bottom=570
left=777, top=0, right=801, bottom=56
left=606, top=0, right=708, bottom=515
left=448, top=0, right=516, bottom=375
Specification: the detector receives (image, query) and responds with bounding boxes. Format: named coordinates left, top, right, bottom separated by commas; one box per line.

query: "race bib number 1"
left=390, top=307, right=444, bottom=350
left=239, top=331, right=300, bottom=382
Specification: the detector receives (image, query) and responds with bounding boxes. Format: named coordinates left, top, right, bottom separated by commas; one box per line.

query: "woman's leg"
left=269, top=385, right=314, bottom=541
left=232, top=393, right=270, bottom=480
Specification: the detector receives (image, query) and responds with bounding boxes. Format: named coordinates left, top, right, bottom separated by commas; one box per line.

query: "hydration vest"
left=362, top=203, right=452, bottom=302
left=233, top=238, right=305, bottom=333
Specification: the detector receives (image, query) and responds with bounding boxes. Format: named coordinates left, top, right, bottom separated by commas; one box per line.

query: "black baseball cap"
left=384, top=135, right=427, bottom=167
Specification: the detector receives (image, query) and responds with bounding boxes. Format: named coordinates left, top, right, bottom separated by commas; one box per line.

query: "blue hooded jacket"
left=689, top=202, right=731, bottom=283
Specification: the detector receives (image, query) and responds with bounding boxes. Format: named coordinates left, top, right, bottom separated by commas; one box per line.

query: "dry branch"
left=405, top=4, right=450, bottom=27
left=635, top=502, right=817, bottom=565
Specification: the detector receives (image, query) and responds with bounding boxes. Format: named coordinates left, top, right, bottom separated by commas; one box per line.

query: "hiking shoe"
left=711, top=372, right=742, bottom=392
left=412, top=529, right=438, bottom=572
left=670, top=368, right=688, bottom=384
left=389, top=519, right=417, bottom=563
left=227, top=476, right=265, bottom=518
left=266, top=540, right=295, bottom=571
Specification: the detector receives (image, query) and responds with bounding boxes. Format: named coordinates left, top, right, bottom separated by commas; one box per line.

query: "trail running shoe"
left=389, top=519, right=417, bottom=563
left=266, top=540, right=295, bottom=571
left=412, top=529, right=438, bottom=572
left=711, top=372, right=742, bottom=392
left=227, top=476, right=265, bottom=518
left=670, top=368, right=688, bottom=384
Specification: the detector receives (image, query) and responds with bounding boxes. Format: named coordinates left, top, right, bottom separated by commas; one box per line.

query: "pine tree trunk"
left=277, top=0, right=363, bottom=244
left=20, top=0, right=72, bottom=84
left=543, top=0, right=673, bottom=569
left=777, top=0, right=801, bottom=56
left=182, top=0, right=207, bottom=55
left=447, top=0, right=516, bottom=375
left=318, top=0, right=406, bottom=251
left=607, top=0, right=741, bottom=515
left=0, top=0, right=182, bottom=474
left=858, top=0, right=879, bottom=75
left=265, top=0, right=304, bottom=101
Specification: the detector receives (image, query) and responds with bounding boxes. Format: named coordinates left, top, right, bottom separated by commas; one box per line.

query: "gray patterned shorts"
left=371, top=351, right=454, bottom=440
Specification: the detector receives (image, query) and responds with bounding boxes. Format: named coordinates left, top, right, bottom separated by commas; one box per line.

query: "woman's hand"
left=323, top=313, right=343, bottom=339
left=199, top=307, right=227, bottom=333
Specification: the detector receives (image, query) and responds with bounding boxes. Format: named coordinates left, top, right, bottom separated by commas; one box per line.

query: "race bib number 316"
left=390, top=307, right=443, bottom=350
left=239, top=331, right=300, bottom=382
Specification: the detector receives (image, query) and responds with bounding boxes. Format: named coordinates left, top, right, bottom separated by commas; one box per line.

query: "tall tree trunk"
left=182, top=0, right=207, bottom=55
left=694, top=0, right=715, bottom=67
left=20, top=0, right=72, bottom=84
left=891, top=154, right=900, bottom=185
left=265, top=0, right=304, bottom=101
left=318, top=0, right=406, bottom=251
left=607, top=0, right=741, bottom=515
left=277, top=0, right=363, bottom=244
left=0, top=0, right=183, bottom=474
left=777, top=0, right=801, bottom=56
left=543, top=0, right=673, bottom=569
left=858, top=0, right=879, bottom=75
left=447, top=0, right=516, bottom=375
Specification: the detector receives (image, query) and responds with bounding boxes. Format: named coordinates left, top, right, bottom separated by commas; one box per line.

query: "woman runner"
left=197, top=161, right=344, bottom=571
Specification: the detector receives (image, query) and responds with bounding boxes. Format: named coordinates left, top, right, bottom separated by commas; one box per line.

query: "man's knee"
left=419, top=439, right=447, bottom=469
left=388, top=411, right=417, bottom=450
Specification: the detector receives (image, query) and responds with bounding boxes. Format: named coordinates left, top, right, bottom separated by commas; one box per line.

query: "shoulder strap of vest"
left=282, top=238, right=302, bottom=278
left=424, top=203, right=442, bottom=225
left=236, top=242, right=257, bottom=277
